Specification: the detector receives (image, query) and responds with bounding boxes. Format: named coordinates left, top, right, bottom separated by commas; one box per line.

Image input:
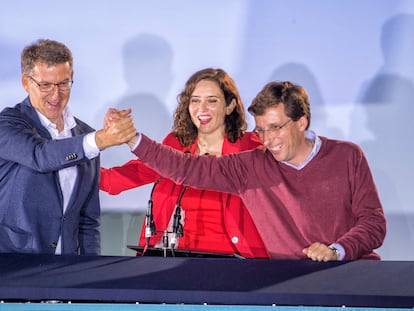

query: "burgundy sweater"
left=134, top=134, right=386, bottom=260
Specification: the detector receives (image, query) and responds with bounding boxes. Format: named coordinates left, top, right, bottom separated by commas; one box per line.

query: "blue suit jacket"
left=0, top=97, right=101, bottom=255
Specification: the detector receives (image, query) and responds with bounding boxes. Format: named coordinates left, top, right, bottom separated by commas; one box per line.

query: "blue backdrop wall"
left=1, top=0, right=413, bottom=260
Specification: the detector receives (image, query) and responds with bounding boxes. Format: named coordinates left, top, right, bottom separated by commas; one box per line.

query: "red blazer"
left=100, top=132, right=269, bottom=258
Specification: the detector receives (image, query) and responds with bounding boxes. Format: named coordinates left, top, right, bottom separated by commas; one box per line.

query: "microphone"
left=162, top=230, right=169, bottom=257
left=170, top=186, right=187, bottom=249
left=144, top=177, right=161, bottom=251
left=170, top=150, right=191, bottom=250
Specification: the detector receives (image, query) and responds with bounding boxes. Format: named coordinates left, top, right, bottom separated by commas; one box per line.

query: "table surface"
left=0, top=253, right=413, bottom=308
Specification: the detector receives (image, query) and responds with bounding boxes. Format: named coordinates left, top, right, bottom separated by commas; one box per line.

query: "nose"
left=259, top=131, right=272, bottom=146
left=199, top=103, right=207, bottom=112
left=48, top=85, right=60, bottom=98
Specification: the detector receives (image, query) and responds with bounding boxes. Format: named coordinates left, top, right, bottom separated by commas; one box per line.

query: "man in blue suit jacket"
left=0, top=39, right=136, bottom=255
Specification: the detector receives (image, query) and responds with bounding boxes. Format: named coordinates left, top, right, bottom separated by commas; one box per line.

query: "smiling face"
left=188, top=79, right=235, bottom=138
left=22, top=61, right=73, bottom=127
left=254, top=104, right=309, bottom=166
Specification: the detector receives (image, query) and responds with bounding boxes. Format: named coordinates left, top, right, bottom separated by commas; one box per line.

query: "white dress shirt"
left=36, top=107, right=99, bottom=254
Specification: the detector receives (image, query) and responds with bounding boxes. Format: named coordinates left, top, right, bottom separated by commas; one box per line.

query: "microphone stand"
left=170, top=150, right=191, bottom=253
left=142, top=178, right=161, bottom=255
left=170, top=186, right=187, bottom=253
left=162, top=230, right=169, bottom=258
left=170, top=152, right=206, bottom=253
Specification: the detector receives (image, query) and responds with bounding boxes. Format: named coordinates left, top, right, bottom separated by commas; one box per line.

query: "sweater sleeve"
left=133, top=134, right=251, bottom=195
left=336, top=146, right=386, bottom=260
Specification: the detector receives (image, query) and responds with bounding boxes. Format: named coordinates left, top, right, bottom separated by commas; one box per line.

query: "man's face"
left=22, top=62, right=73, bottom=125
left=254, top=104, right=307, bottom=166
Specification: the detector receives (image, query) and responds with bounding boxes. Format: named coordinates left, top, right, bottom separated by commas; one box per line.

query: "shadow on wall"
left=98, top=33, right=174, bottom=213
left=0, top=38, right=26, bottom=110
left=98, top=32, right=174, bottom=167
left=352, top=13, right=414, bottom=260
left=0, top=40, right=20, bottom=80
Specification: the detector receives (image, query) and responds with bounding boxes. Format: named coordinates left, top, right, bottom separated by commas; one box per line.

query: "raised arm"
left=131, top=134, right=248, bottom=195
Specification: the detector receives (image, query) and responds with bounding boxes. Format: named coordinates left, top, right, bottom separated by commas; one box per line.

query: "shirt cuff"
left=330, top=243, right=345, bottom=261
left=83, top=132, right=100, bottom=159
left=130, top=132, right=142, bottom=151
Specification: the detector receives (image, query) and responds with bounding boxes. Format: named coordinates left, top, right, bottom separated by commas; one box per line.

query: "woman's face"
left=188, top=79, right=234, bottom=136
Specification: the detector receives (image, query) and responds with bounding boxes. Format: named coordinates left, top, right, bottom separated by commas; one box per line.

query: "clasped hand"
left=95, top=108, right=136, bottom=150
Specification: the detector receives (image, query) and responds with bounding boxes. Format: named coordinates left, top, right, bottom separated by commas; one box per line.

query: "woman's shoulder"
left=223, top=132, right=263, bottom=154
left=238, top=132, right=263, bottom=149
left=162, top=132, right=188, bottom=151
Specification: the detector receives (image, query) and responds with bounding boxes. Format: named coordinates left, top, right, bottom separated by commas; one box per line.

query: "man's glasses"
left=253, top=119, right=292, bottom=138
left=26, top=75, right=73, bottom=92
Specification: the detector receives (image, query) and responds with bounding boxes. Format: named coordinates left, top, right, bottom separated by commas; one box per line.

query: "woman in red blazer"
left=100, top=68, right=269, bottom=258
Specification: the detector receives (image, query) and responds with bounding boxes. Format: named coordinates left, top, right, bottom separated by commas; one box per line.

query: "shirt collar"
left=36, top=106, right=76, bottom=132
left=282, top=129, right=322, bottom=170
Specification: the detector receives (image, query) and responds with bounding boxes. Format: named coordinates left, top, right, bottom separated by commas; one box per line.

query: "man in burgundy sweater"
left=118, top=81, right=386, bottom=261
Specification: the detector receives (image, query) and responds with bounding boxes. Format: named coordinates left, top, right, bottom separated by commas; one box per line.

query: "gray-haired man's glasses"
left=27, top=75, right=73, bottom=92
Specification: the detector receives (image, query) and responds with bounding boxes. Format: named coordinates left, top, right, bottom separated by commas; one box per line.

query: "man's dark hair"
left=248, top=81, right=311, bottom=129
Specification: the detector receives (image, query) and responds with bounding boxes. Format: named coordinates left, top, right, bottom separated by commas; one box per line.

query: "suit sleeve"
left=0, top=110, right=89, bottom=172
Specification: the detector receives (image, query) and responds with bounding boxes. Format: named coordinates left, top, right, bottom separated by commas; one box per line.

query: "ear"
left=22, top=75, right=30, bottom=93
left=297, top=115, right=309, bottom=131
left=226, top=99, right=237, bottom=115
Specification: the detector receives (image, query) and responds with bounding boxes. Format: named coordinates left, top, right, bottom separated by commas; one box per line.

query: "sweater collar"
left=281, top=129, right=322, bottom=170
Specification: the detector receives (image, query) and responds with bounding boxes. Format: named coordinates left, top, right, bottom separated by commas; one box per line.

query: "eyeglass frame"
left=26, top=75, right=73, bottom=92
left=253, top=119, right=292, bottom=137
